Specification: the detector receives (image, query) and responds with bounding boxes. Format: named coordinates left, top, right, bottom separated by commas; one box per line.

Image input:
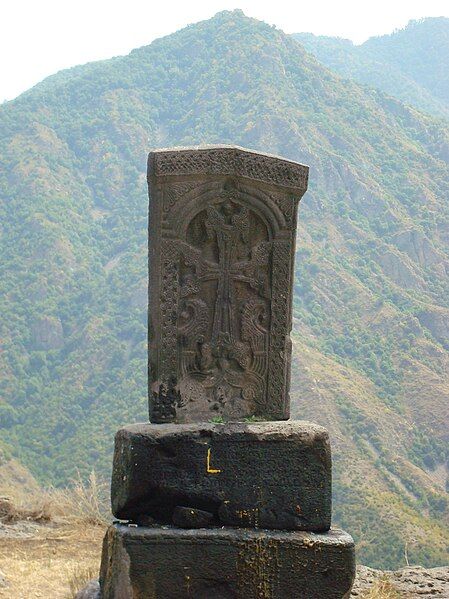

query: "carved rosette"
left=148, top=146, right=308, bottom=422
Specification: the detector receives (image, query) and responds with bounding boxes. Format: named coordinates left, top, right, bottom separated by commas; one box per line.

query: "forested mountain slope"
left=295, top=17, right=449, bottom=119
left=0, top=10, right=448, bottom=568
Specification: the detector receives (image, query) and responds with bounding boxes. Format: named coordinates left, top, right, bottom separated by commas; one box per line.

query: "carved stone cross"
left=148, top=146, right=308, bottom=423
left=101, top=146, right=355, bottom=599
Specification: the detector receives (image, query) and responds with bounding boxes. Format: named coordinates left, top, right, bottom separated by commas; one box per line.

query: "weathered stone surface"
left=132, top=514, right=156, bottom=527
left=172, top=506, right=214, bottom=528
left=111, top=421, right=331, bottom=531
left=100, top=523, right=355, bottom=599
left=148, top=145, right=309, bottom=423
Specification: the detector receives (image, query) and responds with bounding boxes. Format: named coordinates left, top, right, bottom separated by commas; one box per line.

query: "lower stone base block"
left=111, top=421, right=331, bottom=531
left=100, top=524, right=355, bottom=598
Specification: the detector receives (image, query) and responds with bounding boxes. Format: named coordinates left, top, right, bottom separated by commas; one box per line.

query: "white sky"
left=1, top=0, right=448, bottom=102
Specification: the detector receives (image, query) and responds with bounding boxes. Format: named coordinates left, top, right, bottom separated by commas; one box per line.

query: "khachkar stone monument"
left=99, top=146, right=355, bottom=598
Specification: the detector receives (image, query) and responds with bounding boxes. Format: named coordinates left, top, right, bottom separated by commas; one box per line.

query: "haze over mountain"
left=0, top=10, right=448, bottom=569
left=295, top=17, right=449, bottom=119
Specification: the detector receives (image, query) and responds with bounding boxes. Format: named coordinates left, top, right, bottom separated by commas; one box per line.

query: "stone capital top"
left=148, top=145, right=309, bottom=191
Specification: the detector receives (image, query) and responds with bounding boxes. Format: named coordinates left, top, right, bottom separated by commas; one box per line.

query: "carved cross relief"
left=148, top=146, right=308, bottom=423
left=177, top=191, right=271, bottom=419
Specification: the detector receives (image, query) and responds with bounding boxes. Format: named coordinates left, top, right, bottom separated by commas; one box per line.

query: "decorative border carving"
left=269, top=192, right=295, bottom=225
left=267, top=240, right=292, bottom=416
left=152, top=147, right=308, bottom=190
left=163, top=182, right=199, bottom=214
left=158, top=240, right=179, bottom=381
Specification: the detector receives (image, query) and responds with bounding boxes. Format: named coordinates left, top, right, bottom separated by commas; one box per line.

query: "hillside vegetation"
left=0, top=10, right=448, bottom=568
left=295, top=17, right=449, bottom=119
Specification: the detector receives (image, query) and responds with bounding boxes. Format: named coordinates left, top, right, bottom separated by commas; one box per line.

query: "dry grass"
left=0, top=471, right=110, bottom=527
left=66, top=564, right=98, bottom=599
left=47, top=471, right=110, bottom=526
left=0, top=524, right=104, bottom=599
left=0, top=472, right=108, bottom=598
left=360, top=576, right=402, bottom=598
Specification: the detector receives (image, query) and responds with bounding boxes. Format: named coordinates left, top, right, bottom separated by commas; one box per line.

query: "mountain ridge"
left=0, top=10, right=448, bottom=568
left=294, top=17, right=449, bottom=119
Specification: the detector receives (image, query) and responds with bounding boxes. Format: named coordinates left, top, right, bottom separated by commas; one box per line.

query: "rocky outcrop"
left=334, top=162, right=389, bottom=218
left=352, top=565, right=449, bottom=597
left=390, top=229, right=442, bottom=268
left=417, top=306, right=449, bottom=348
left=75, top=580, right=100, bottom=599
left=378, top=249, right=423, bottom=289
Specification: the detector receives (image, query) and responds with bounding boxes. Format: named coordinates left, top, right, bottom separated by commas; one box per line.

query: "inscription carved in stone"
left=148, top=146, right=308, bottom=422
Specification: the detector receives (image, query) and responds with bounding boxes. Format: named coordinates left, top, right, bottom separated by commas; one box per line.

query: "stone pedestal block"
left=100, top=524, right=355, bottom=599
left=111, top=421, right=331, bottom=531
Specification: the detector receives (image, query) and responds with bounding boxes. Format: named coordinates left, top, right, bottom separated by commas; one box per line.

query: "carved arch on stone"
left=164, top=182, right=286, bottom=239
